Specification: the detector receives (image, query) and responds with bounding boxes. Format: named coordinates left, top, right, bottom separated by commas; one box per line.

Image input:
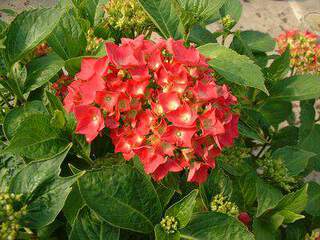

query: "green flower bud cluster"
left=210, top=193, right=239, bottom=217
left=86, top=28, right=103, bottom=55
left=0, top=191, right=27, bottom=240
left=217, top=146, right=250, bottom=173
left=103, top=0, right=154, bottom=38
left=305, top=230, right=320, bottom=240
left=160, top=216, right=178, bottom=234
left=256, top=155, right=296, bottom=192
left=220, top=15, right=236, bottom=31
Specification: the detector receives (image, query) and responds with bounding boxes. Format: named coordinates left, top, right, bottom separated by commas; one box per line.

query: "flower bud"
left=160, top=216, right=179, bottom=234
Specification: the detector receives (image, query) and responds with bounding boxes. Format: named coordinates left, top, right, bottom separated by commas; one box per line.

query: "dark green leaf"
left=299, top=100, right=315, bottom=142
left=271, top=126, right=299, bottom=150
left=78, top=164, right=162, bottom=233
left=0, top=8, right=17, bottom=16
left=266, top=48, right=290, bottom=81
left=238, top=172, right=257, bottom=207
left=258, top=100, right=292, bottom=126
left=300, top=125, right=320, bottom=155
left=138, top=0, right=184, bottom=39
left=272, top=146, right=316, bottom=176
left=63, top=185, right=85, bottom=225
left=24, top=53, right=64, bottom=93
left=9, top=144, right=82, bottom=229
left=270, top=74, right=320, bottom=101
left=48, top=11, right=87, bottom=60
left=77, top=0, right=109, bottom=26
left=231, top=31, right=275, bottom=53
left=5, top=8, right=64, bottom=65
left=256, top=178, right=282, bottom=217
left=198, top=43, right=268, bottom=94
left=180, top=212, right=254, bottom=240
left=253, top=219, right=279, bottom=240
left=70, top=206, right=120, bottom=240
left=189, top=25, right=217, bottom=46
left=165, top=190, right=198, bottom=228
left=3, top=113, right=70, bottom=160
left=305, top=181, right=320, bottom=217
left=3, top=100, right=47, bottom=140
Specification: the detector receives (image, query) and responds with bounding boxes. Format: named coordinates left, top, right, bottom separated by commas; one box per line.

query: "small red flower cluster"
left=63, top=35, right=239, bottom=184
left=277, top=30, right=320, bottom=74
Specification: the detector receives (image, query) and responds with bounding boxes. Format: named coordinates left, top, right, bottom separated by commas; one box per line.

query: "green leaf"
left=5, top=8, right=64, bottom=65
left=65, top=55, right=90, bottom=75
left=63, top=185, right=85, bottom=225
left=253, top=219, right=279, bottom=240
left=300, top=125, right=320, bottom=155
left=3, top=113, right=70, bottom=160
left=238, top=172, right=257, bottom=207
left=3, top=100, right=47, bottom=140
left=299, top=100, right=315, bottom=142
left=269, top=74, right=320, bottom=101
left=165, top=190, right=198, bottom=228
left=271, top=126, right=299, bottom=150
left=138, top=0, right=183, bottom=39
left=77, top=0, right=109, bottom=26
left=0, top=8, right=17, bottom=16
left=154, top=224, right=180, bottom=240
left=220, top=0, right=242, bottom=23
left=189, top=25, right=217, bottom=46
left=273, top=210, right=305, bottom=224
left=274, top=184, right=308, bottom=213
left=70, top=206, right=120, bottom=240
left=155, top=183, right=175, bottom=208
left=177, top=0, right=227, bottom=28
left=200, top=168, right=232, bottom=208
left=272, top=146, right=316, bottom=176
left=48, top=11, right=87, bottom=60
left=78, top=164, right=162, bottom=233
left=9, top=144, right=83, bottom=229
left=256, top=178, right=282, bottom=217
left=198, top=43, right=268, bottom=94
left=258, top=100, right=292, bottom=126
left=24, top=53, right=64, bottom=93
left=238, top=121, right=266, bottom=143
left=266, top=48, right=290, bottom=81
left=231, top=31, right=275, bottom=53
left=180, top=212, right=254, bottom=240
left=305, top=181, right=320, bottom=217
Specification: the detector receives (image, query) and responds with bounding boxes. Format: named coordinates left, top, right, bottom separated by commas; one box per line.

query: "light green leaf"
left=198, top=43, right=268, bottom=94
left=273, top=210, right=305, bottom=224
left=166, top=190, right=198, bottom=228
left=155, top=224, right=180, bottom=240
left=3, top=113, right=70, bottom=160
left=70, top=206, right=120, bottom=240
left=300, top=125, right=320, bottom=155
left=274, top=184, right=308, bottom=213
left=256, top=178, right=282, bottom=217
left=3, top=100, right=47, bottom=140
left=78, top=164, right=162, bottom=233
left=270, top=74, right=320, bottom=101
left=138, top=0, right=183, bottom=39
left=5, top=8, right=64, bottom=65
left=24, top=53, right=64, bottom=93
left=272, top=146, right=316, bottom=176
left=253, top=219, right=279, bottom=240
left=78, top=0, right=109, bottom=26
left=48, top=11, right=87, bottom=60
left=305, top=181, right=320, bottom=217
left=180, top=212, right=254, bottom=240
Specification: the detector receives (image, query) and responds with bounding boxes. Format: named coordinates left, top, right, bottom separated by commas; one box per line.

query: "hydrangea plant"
left=0, top=0, right=319, bottom=239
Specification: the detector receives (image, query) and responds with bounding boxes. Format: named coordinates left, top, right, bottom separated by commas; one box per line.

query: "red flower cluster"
left=277, top=30, right=320, bottom=74
left=63, top=35, right=239, bottom=184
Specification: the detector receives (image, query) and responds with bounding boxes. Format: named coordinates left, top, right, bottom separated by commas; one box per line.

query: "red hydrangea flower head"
left=62, top=35, right=239, bottom=184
